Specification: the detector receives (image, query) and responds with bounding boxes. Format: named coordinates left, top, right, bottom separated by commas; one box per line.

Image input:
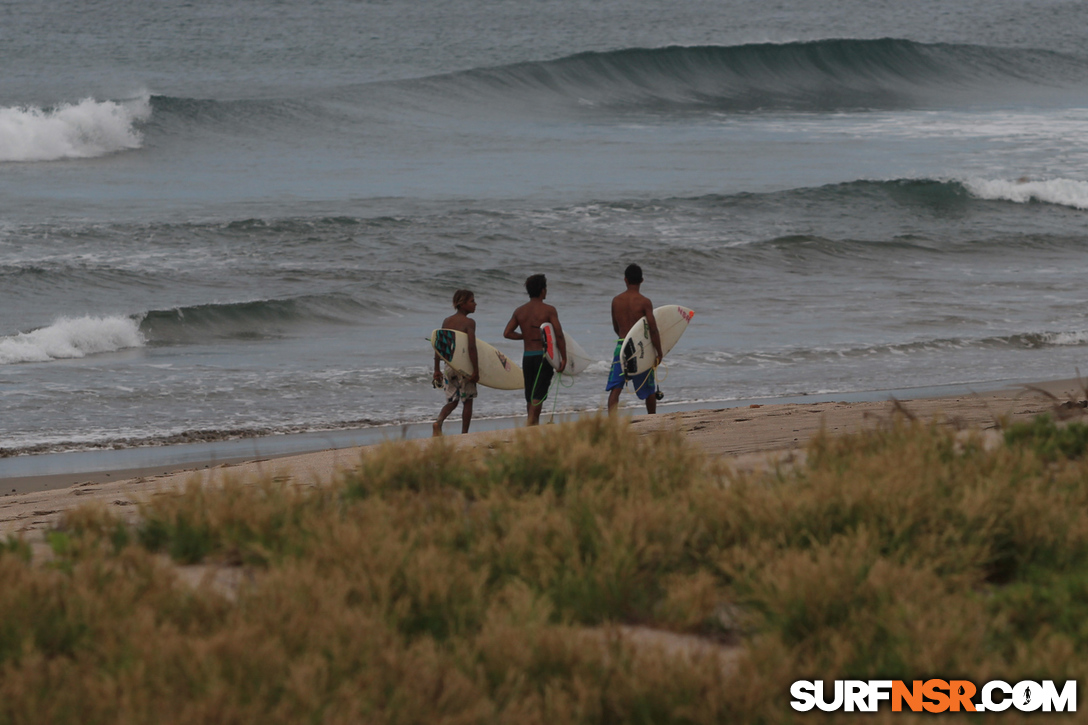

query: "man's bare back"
left=505, top=298, right=557, bottom=353
left=441, top=309, right=475, bottom=337
left=611, top=289, right=655, bottom=341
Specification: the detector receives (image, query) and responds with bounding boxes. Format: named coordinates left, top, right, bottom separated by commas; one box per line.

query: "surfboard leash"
left=546, top=370, right=576, bottom=423
left=629, top=362, right=669, bottom=403
left=630, top=365, right=658, bottom=396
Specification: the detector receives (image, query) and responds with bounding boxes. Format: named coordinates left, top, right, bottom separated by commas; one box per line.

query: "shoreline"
left=1, top=375, right=1084, bottom=538
left=0, top=375, right=1048, bottom=491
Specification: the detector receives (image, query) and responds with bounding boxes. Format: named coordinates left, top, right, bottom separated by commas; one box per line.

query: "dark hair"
left=525, top=274, right=547, bottom=298
left=452, top=289, right=474, bottom=310
left=624, top=263, right=643, bottom=284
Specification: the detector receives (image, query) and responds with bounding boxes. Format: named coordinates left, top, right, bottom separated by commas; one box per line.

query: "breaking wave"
left=0, top=294, right=372, bottom=363
left=0, top=316, right=145, bottom=364
left=128, top=39, right=1088, bottom=138
left=963, top=177, right=1088, bottom=210
left=139, top=295, right=369, bottom=344
left=0, top=95, right=151, bottom=162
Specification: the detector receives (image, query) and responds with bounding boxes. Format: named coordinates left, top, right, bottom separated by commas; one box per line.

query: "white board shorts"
left=444, top=364, right=478, bottom=403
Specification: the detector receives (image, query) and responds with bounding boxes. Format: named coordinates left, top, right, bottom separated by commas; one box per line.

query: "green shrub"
left=1005, top=414, right=1088, bottom=461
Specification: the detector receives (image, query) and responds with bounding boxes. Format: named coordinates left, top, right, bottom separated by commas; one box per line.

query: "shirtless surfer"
left=433, top=289, right=480, bottom=435
left=504, top=274, right=567, bottom=426
left=607, top=263, right=663, bottom=414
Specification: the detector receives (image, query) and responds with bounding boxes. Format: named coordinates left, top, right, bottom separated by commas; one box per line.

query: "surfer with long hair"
left=433, top=289, right=480, bottom=435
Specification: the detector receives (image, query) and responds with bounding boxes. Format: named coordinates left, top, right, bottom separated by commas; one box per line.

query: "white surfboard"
left=540, top=322, right=596, bottom=375
left=430, top=329, right=523, bottom=390
left=620, top=305, right=694, bottom=376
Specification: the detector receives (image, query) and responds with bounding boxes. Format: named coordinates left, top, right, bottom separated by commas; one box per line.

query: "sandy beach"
left=2, top=377, right=1084, bottom=539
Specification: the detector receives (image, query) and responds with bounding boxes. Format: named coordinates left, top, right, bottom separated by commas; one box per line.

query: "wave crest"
left=419, top=39, right=1088, bottom=113
left=963, top=177, right=1088, bottom=210
left=721, top=328, right=1088, bottom=367
left=140, top=295, right=369, bottom=343
left=138, top=40, right=1088, bottom=131
left=0, top=95, right=151, bottom=162
left=0, top=316, right=145, bottom=364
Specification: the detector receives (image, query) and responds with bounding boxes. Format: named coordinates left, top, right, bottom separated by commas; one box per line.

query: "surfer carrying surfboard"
left=607, top=264, right=663, bottom=414
left=503, top=274, right=567, bottom=426
left=433, top=290, right=480, bottom=435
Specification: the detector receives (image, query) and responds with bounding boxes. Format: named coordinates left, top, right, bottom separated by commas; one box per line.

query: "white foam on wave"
left=579, top=359, right=612, bottom=375
left=0, top=95, right=151, bottom=162
left=1042, top=330, right=1088, bottom=346
left=0, top=316, right=145, bottom=364
left=963, top=177, right=1088, bottom=210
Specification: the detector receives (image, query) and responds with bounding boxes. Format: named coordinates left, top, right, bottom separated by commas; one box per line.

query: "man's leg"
left=461, top=398, right=474, bottom=434
left=634, top=369, right=656, bottom=414
left=605, top=345, right=625, bottom=413
left=527, top=355, right=551, bottom=425
left=607, top=387, right=622, bottom=413
left=434, top=398, right=459, bottom=436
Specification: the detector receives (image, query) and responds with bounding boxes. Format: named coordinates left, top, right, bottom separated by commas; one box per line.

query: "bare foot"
left=432, top=421, right=443, bottom=437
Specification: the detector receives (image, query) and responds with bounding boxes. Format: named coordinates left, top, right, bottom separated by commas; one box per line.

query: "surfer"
left=433, top=290, right=480, bottom=435
left=607, top=263, right=663, bottom=414
left=504, top=274, right=567, bottom=426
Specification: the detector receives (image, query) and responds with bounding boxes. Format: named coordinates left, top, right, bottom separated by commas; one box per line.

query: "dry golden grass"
left=2, top=414, right=1087, bottom=723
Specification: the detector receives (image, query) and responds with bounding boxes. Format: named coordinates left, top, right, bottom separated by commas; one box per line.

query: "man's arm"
left=434, top=349, right=443, bottom=385
left=610, top=297, right=621, bottom=337
left=465, top=319, right=480, bottom=384
left=503, top=311, right=523, bottom=341
left=644, top=300, right=663, bottom=368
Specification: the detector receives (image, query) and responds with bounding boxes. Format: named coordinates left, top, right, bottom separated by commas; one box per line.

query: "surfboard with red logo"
left=540, top=322, right=595, bottom=375
left=619, top=305, right=694, bottom=377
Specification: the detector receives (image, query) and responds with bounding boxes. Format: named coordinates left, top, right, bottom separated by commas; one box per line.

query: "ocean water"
left=3, top=0, right=1088, bottom=457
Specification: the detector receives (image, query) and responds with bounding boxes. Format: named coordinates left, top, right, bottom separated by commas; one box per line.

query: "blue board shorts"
left=605, top=339, right=656, bottom=400
left=523, top=350, right=553, bottom=405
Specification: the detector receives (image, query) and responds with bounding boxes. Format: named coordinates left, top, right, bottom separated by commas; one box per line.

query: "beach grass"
left=1, top=414, right=1087, bottom=723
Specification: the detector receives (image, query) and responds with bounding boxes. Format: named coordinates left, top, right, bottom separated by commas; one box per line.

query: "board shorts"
left=443, top=364, right=478, bottom=404
left=605, top=339, right=656, bottom=400
left=522, top=350, right=553, bottom=406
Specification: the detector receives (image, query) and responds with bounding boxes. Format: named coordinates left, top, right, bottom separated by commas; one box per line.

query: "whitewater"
left=0, top=316, right=145, bottom=365
left=2, top=0, right=1088, bottom=458
left=0, top=96, right=150, bottom=162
